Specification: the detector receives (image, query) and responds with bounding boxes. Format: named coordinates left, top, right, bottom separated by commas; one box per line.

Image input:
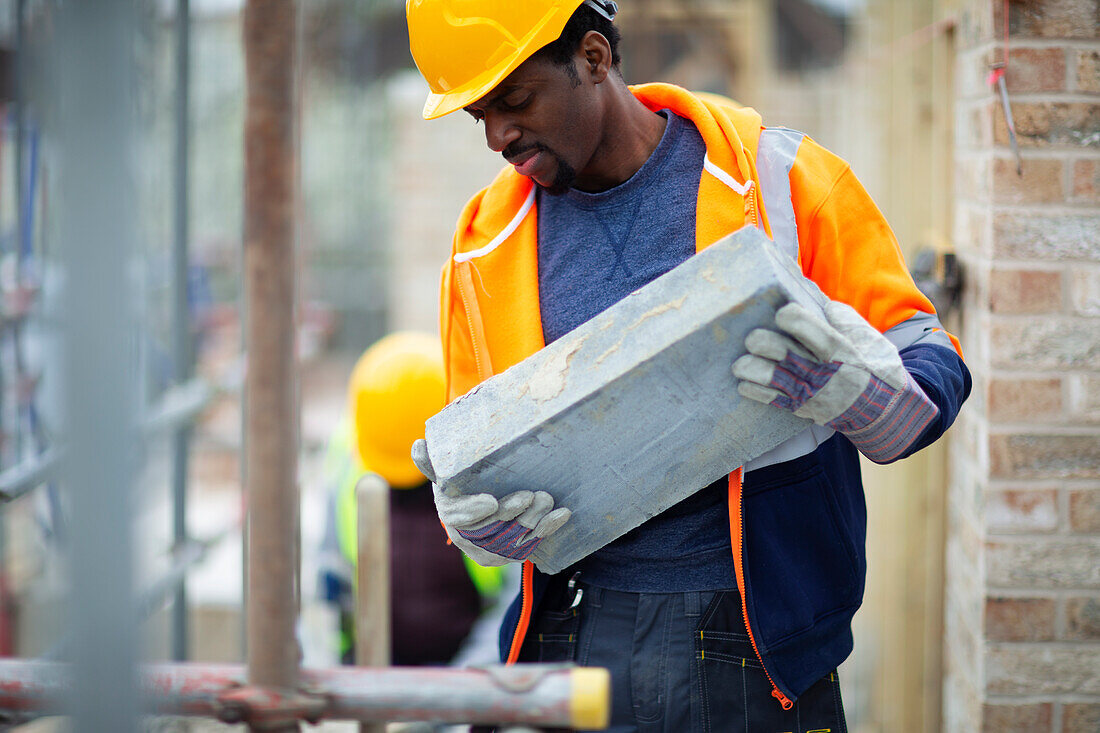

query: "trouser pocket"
left=695, top=591, right=848, bottom=732
left=518, top=572, right=584, bottom=663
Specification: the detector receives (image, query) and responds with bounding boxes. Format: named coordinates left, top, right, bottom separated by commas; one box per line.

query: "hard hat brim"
left=420, top=44, right=539, bottom=120
left=419, top=1, right=583, bottom=120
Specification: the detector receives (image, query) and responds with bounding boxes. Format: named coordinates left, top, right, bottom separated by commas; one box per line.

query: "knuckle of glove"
left=738, top=380, right=780, bottom=406
left=516, top=491, right=555, bottom=529
left=732, top=354, right=774, bottom=384
left=436, top=489, right=499, bottom=530
left=532, top=507, right=571, bottom=538
left=496, top=490, right=535, bottom=521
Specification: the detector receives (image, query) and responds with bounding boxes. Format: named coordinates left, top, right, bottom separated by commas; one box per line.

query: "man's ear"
left=579, top=30, right=611, bottom=83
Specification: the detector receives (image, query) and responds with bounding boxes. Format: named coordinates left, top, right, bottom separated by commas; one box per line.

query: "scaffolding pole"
left=55, top=0, right=140, bottom=731
left=170, top=0, right=194, bottom=664
left=0, top=660, right=608, bottom=728
left=242, top=2, right=300, bottom=730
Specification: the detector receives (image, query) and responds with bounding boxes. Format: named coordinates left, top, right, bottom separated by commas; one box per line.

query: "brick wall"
left=946, top=0, right=1100, bottom=730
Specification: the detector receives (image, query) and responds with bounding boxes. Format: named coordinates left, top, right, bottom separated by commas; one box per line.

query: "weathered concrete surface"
left=424, top=226, right=827, bottom=574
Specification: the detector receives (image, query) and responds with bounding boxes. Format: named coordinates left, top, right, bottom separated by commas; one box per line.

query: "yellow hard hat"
left=406, top=0, right=617, bottom=120
left=348, top=331, right=445, bottom=488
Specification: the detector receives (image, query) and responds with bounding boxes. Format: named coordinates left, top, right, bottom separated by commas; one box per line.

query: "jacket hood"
left=452, top=83, right=766, bottom=260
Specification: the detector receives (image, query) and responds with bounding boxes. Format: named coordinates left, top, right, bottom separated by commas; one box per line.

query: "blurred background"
left=0, top=0, right=1096, bottom=731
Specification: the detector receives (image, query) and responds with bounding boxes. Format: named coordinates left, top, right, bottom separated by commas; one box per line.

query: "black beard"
left=541, top=156, right=578, bottom=196
left=504, top=142, right=577, bottom=196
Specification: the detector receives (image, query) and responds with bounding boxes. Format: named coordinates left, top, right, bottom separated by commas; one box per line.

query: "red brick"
left=992, top=158, right=1064, bottom=204
left=994, top=102, right=1050, bottom=149
left=985, top=596, right=1057, bottom=640
left=1005, top=0, right=1100, bottom=40
left=988, top=377, right=1063, bottom=419
left=1078, top=49, right=1100, bottom=93
left=990, top=433, right=1100, bottom=480
left=993, top=102, right=1100, bottom=149
left=989, top=269, right=1063, bottom=313
left=1004, top=47, right=1067, bottom=93
left=1069, top=489, right=1100, bottom=532
left=1065, top=596, right=1100, bottom=639
left=986, top=489, right=1060, bottom=532
left=1064, top=703, right=1100, bottom=733
left=982, top=701, right=1052, bottom=732
left=1072, top=159, right=1100, bottom=201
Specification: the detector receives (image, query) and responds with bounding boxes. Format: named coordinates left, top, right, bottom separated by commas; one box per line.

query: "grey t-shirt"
left=537, top=111, right=737, bottom=591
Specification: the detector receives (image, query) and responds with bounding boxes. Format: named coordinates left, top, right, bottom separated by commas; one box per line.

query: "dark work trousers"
left=519, top=580, right=849, bottom=733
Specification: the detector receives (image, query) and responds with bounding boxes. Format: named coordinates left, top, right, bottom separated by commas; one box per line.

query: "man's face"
left=463, top=52, right=601, bottom=195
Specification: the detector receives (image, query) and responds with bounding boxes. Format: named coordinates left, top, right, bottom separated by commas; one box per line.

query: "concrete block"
left=424, top=226, right=825, bottom=574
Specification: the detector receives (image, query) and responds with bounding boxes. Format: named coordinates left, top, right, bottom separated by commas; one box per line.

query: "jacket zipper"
left=506, top=561, right=534, bottom=664
left=744, top=180, right=759, bottom=229
left=730, top=468, right=794, bottom=710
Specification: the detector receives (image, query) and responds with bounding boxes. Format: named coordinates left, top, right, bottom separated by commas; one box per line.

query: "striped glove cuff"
left=455, top=520, right=543, bottom=562
left=829, top=371, right=939, bottom=463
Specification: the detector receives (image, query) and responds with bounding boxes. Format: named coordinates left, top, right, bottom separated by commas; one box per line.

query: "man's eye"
left=500, top=95, right=530, bottom=111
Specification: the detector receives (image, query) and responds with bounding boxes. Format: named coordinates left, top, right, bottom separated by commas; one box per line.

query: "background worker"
left=406, top=0, right=971, bottom=730
left=317, top=331, right=505, bottom=666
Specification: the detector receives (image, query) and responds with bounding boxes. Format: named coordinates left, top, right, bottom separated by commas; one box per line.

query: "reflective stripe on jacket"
left=438, top=82, right=967, bottom=705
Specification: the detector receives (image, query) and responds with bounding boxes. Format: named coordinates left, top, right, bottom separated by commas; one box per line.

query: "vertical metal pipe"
left=170, top=0, right=193, bottom=663
left=355, top=473, right=390, bottom=733
left=55, top=1, right=139, bottom=731
left=242, top=0, right=300, bottom=726
left=9, top=0, right=27, bottom=469
left=13, top=0, right=26, bottom=276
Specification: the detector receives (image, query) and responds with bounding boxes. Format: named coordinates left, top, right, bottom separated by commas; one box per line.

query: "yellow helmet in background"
left=349, top=331, right=444, bottom=488
left=406, top=0, right=617, bottom=120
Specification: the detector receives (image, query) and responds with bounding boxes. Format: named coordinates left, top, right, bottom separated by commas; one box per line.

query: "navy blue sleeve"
left=895, top=342, right=972, bottom=460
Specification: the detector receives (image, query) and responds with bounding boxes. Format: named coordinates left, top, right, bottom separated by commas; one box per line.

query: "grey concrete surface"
left=425, top=227, right=827, bottom=574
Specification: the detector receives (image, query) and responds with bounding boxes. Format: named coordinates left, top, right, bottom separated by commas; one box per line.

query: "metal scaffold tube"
left=0, top=660, right=609, bottom=729
left=55, top=1, right=140, bottom=731
left=242, top=0, right=300, bottom=727
left=171, top=0, right=194, bottom=664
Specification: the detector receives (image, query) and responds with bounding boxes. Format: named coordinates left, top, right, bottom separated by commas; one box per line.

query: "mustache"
left=503, top=141, right=548, bottom=161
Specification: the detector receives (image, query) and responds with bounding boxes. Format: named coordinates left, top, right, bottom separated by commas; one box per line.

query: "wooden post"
left=356, top=473, right=391, bottom=733
left=242, top=1, right=300, bottom=730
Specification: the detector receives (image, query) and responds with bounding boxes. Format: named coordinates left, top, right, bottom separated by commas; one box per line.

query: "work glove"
left=411, top=439, right=571, bottom=566
left=732, top=301, right=939, bottom=463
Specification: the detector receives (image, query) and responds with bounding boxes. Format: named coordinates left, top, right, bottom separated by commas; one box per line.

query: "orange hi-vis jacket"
left=437, top=82, right=966, bottom=707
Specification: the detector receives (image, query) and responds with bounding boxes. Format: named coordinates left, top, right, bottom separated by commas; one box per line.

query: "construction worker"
left=317, top=331, right=505, bottom=666
left=405, top=1, right=972, bottom=730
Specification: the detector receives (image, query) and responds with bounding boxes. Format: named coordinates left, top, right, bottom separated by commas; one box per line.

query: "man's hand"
left=411, top=439, right=571, bottom=565
left=732, top=301, right=939, bottom=463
